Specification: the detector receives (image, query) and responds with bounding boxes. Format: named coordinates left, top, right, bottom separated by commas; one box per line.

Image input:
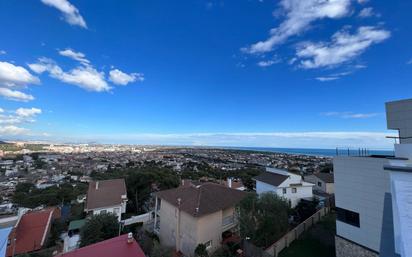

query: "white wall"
left=256, top=180, right=313, bottom=207
left=334, top=156, right=390, bottom=252
left=91, top=204, right=123, bottom=221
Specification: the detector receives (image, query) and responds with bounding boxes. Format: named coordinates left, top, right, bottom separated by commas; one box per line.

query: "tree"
left=195, top=244, right=209, bottom=257
left=79, top=213, right=119, bottom=247
left=238, top=192, right=290, bottom=248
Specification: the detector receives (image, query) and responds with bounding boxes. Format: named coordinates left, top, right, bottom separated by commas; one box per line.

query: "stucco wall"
left=334, top=156, right=390, bottom=252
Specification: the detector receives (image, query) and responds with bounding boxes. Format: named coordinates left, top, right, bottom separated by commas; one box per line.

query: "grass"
left=278, top=213, right=336, bottom=257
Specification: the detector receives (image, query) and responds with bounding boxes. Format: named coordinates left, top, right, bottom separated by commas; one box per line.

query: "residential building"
left=154, top=183, right=247, bottom=256
left=6, top=208, right=60, bottom=256
left=85, top=179, right=127, bottom=221
left=58, top=233, right=146, bottom=257
left=304, top=173, right=334, bottom=194
left=334, top=98, right=412, bottom=257
left=254, top=167, right=314, bottom=207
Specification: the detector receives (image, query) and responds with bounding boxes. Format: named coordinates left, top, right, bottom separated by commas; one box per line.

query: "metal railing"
left=335, top=147, right=370, bottom=156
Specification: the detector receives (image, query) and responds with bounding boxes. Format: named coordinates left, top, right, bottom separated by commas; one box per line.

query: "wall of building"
left=90, top=205, right=123, bottom=221
left=256, top=181, right=313, bottom=208
left=386, top=99, right=412, bottom=144
left=158, top=199, right=198, bottom=256
left=335, top=236, right=378, bottom=257
left=334, top=156, right=390, bottom=252
left=197, top=211, right=223, bottom=254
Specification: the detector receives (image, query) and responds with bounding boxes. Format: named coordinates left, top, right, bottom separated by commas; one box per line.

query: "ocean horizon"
left=220, top=146, right=395, bottom=157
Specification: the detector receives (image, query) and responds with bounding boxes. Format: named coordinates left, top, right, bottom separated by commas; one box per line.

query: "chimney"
left=127, top=232, right=133, bottom=244
left=95, top=181, right=99, bottom=190
left=227, top=177, right=232, bottom=188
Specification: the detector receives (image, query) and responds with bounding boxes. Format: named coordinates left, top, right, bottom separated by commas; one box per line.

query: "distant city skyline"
left=0, top=0, right=411, bottom=149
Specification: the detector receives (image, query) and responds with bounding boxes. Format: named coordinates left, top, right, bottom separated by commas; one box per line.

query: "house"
left=304, top=173, right=334, bottom=194
left=154, top=183, right=247, bottom=256
left=334, top=98, right=412, bottom=257
left=254, top=167, right=314, bottom=207
left=85, top=179, right=127, bottom=221
left=59, top=233, right=145, bottom=257
left=6, top=208, right=60, bottom=256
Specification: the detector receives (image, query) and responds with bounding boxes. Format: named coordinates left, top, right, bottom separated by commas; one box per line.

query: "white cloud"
left=257, top=60, right=277, bottom=67
left=243, top=0, right=352, bottom=54
left=296, top=26, right=390, bottom=69
left=0, top=108, right=3, bottom=113
left=0, top=50, right=6, bottom=55
left=316, top=76, right=340, bottom=81
left=62, top=131, right=395, bottom=149
left=321, top=111, right=379, bottom=119
left=29, top=58, right=110, bottom=92
left=0, top=88, right=35, bottom=102
left=109, top=69, right=144, bottom=85
left=0, top=125, right=28, bottom=135
left=0, top=107, right=43, bottom=136
left=41, top=0, right=87, bottom=28
left=16, top=108, right=42, bottom=118
left=0, top=61, right=40, bottom=87
left=59, top=49, right=90, bottom=65
left=358, top=7, right=379, bottom=18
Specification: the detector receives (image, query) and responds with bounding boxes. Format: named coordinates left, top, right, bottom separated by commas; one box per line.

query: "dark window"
left=318, top=181, right=322, bottom=187
left=336, top=207, right=360, bottom=227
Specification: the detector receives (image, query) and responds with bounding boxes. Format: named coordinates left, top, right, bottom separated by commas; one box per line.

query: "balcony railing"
left=222, top=215, right=235, bottom=227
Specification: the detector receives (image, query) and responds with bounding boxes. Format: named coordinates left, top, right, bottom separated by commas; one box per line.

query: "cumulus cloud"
left=59, top=49, right=90, bottom=65
left=321, top=111, right=379, bottom=119
left=242, top=0, right=352, bottom=54
left=296, top=26, right=390, bottom=69
left=0, top=61, right=40, bottom=87
left=40, top=0, right=87, bottom=28
left=29, top=50, right=144, bottom=92
left=15, top=108, right=42, bottom=118
left=0, top=107, right=42, bottom=136
left=29, top=58, right=110, bottom=92
left=109, top=69, right=144, bottom=85
left=0, top=88, right=35, bottom=102
left=0, top=125, right=28, bottom=135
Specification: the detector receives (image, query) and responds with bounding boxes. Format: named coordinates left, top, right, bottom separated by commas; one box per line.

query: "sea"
left=220, top=146, right=394, bottom=157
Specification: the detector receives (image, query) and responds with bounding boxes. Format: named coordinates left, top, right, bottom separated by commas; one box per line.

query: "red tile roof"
left=86, top=179, right=127, bottom=210
left=59, top=234, right=146, bottom=257
left=7, top=208, right=58, bottom=256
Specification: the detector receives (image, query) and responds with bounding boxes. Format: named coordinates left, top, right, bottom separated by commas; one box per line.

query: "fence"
left=265, top=207, right=330, bottom=257
left=123, top=211, right=153, bottom=226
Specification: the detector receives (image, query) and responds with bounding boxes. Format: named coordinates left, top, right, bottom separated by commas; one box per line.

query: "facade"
left=304, top=173, right=334, bottom=194
left=154, top=183, right=246, bottom=257
left=254, top=167, right=314, bottom=207
left=85, top=179, right=127, bottom=221
left=335, top=98, right=412, bottom=257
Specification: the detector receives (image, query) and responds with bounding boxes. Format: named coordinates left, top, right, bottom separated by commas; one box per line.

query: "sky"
left=0, top=0, right=411, bottom=149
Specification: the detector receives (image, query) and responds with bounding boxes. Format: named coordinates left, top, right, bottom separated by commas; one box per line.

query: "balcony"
left=222, top=215, right=236, bottom=229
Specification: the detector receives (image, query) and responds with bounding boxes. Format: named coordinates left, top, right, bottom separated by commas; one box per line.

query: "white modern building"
left=334, top=98, right=412, bottom=257
left=254, top=167, right=314, bottom=208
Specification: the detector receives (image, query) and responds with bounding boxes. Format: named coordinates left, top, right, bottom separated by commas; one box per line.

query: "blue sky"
left=0, top=0, right=411, bottom=148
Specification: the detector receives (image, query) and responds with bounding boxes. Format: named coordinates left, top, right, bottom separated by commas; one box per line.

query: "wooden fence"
left=265, top=207, right=330, bottom=257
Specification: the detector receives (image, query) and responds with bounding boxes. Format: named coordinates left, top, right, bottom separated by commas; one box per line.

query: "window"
left=204, top=240, right=212, bottom=249
left=114, top=208, right=120, bottom=213
left=336, top=207, right=360, bottom=227
left=318, top=182, right=322, bottom=187
left=282, top=188, right=287, bottom=194
left=292, top=188, right=297, bottom=193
